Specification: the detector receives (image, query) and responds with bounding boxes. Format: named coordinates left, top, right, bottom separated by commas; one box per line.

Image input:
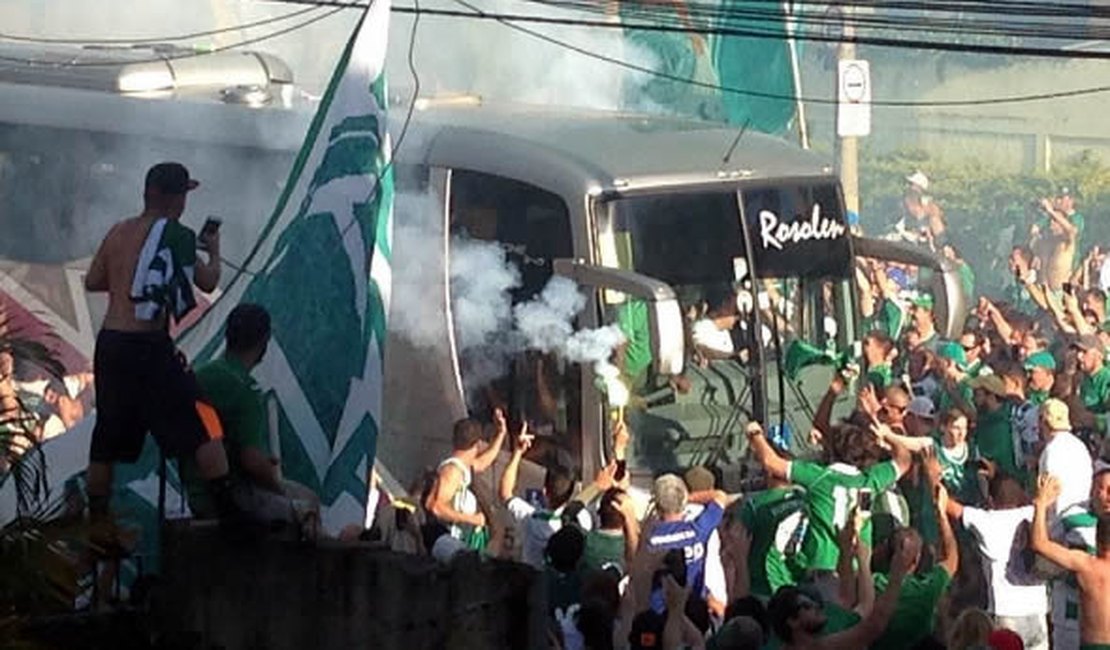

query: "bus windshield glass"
left=595, top=182, right=856, bottom=475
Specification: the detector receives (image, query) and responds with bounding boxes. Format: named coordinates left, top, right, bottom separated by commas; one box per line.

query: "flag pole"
left=783, top=0, right=809, bottom=150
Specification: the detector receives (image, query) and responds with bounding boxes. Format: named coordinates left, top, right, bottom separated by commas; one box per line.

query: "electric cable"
left=0, top=5, right=324, bottom=45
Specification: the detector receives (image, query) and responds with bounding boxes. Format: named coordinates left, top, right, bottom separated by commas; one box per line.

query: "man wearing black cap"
left=83, top=162, right=235, bottom=525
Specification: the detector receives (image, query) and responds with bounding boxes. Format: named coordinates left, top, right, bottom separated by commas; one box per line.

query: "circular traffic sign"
left=842, top=63, right=867, bottom=102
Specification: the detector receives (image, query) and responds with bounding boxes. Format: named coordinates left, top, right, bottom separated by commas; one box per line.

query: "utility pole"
left=836, top=8, right=860, bottom=216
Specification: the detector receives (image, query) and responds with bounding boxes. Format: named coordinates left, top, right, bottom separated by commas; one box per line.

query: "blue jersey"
left=646, top=501, right=724, bottom=611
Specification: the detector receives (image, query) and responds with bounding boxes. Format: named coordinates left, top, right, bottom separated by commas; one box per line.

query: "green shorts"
left=1080, top=644, right=1110, bottom=650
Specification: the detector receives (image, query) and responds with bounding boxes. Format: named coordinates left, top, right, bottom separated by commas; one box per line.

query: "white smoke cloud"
left=450, top=236, right=521, bottom=351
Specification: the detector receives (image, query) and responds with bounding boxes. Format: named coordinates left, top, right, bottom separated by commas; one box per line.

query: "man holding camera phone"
left=83, top=162, right=238, bottom=526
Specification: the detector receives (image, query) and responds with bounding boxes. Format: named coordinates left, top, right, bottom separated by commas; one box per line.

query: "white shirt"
left=1099, top=257, right=1110, bottom=293
left=1038, top=431, right=1093, bottom=522
left=962, top=506, right=1047, bottom=617
left=684, top=503, right=727, bottom=606
left=692, top=319, right=734, bottom=355
left=506, top=496, right=594, bottom=569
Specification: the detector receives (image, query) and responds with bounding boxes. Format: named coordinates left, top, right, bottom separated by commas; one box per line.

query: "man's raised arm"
left=473, top=408, right=509, bottom=473
left=1030, top=473, right=1091, bottom=572
left=745, top=422, right=789, bottom=480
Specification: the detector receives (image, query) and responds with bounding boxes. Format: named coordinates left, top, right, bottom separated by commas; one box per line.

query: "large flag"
left=711, top=0, right=798, bottom=135
left=178, top=0, right=394, bottom=535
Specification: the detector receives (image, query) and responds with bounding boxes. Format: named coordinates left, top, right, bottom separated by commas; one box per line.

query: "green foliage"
left=859, top=147, right=1110, bottom=296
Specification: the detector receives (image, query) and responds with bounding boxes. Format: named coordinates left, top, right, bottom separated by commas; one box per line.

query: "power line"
left=389, top=5, right=1110, bottom=60
left=0, top=5, right=349, bottom=67
left=0, top=5, right=324, bottom=45
left=428, top=0, right=1110, bottom=108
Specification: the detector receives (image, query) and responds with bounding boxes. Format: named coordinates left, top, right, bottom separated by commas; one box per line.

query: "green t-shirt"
left=1072, top=211, right=1086, bottom=259
left=1005, top=280, right=1038, bottom=315
left=184, top=356, right=269, bottom=516
left=870, top=566, right=952, bottom=650
left=867, top=364, right=894, bottom=392
left=1080, top=365, right=1110, bottom=414
left=581, top=529, right=625, bottom=574
left=866, top=299, right=905, bottom=341
left=974, top=401, right=1022, bottom=481
left=737, top=487, right=808, bottom=598
left=616, top=299, right=652, bottom=382
left=965, top=359, right=990, bottom=379
left=900, top=464, right=939, bottom=546
left=935, top=380, right=972, bottom=418
left=788, top=460, right=900, bottom=571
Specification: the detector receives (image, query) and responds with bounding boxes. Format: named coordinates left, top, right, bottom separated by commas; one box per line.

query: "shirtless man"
left=84, top=162, right=235, bottom=522
left=1030, top=474, right=1110, bottom=650
left=1032, top=197, right=1079, bottom=291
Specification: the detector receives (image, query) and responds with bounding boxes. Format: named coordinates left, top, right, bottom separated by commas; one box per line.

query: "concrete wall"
left=157, top=525, right=547, bottom=650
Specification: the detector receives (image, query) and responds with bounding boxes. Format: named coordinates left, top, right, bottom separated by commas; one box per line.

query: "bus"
left=0, top=43, right=967, bottom=505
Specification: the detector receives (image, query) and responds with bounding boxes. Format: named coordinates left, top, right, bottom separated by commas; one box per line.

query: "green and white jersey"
left=787, top=460, right=900, bottom=571
left=936, top=440, right=981, bottom=505
left=737, top=486, right=808, bottom=598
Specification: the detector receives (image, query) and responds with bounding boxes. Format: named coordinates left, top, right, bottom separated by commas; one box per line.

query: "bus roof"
left=0, top=42, right=835, bottom=192
left=408, top=101, right=836, bottom=194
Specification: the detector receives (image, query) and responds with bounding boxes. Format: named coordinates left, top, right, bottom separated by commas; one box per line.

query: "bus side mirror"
left=553, top=259, right=685, bottom=376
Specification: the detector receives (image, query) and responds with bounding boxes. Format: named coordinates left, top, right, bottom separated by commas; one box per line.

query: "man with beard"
left=768, top=532, right=914, bottom=649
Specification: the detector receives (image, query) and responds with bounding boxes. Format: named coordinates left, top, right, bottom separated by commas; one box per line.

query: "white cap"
left=906, top=171, right=929, bottom=191
left=907, top=396, right=936, bottom=419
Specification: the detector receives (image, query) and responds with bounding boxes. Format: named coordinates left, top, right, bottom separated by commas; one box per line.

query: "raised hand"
left=1035, top=474, right=1062, bottom=508
left=613, top=419, right=630, bottom=453
left=595, top=461, right=619, bottom=492
left=493, top=407, right=508, bottom=436
left=513, top=422, right=534, bottom=455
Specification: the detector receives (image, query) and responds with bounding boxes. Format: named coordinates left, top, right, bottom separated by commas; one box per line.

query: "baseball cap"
left=1023, top=351, right=1057, bottom=372
left=911, top=294, right=935, bottom=311
left=936, top=341, right=967, bottom=367
left=970, top=374, right=1007, bottom=398
left=144, top=162, right=199, bottom=195
left=1042, top=398, right=1071, bottom=431
left=907, top=396, right=936, bottom=419
left=1072, top=333, right=1103, bottom=352
left=906, top=171, right=929, bottom=191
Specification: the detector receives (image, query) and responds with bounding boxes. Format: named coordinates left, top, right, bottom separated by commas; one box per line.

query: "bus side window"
left=448, top=170, right=581, bottom=467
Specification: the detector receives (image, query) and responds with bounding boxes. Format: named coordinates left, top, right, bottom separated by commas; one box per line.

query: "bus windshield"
left=595, top=181, right=855, bottom=475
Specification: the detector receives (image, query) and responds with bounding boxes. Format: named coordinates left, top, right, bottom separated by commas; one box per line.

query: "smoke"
left=450, top=237, right=521, bottom=352
left=441, top=237, right=627, bottom=398
left=390, top=195, right=627, bottom=398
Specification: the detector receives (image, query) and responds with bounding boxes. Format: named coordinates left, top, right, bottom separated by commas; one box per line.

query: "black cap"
left=144, top=162, right=199, bottom=195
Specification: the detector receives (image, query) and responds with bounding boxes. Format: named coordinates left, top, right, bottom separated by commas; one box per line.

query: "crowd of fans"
left=353, top=171, right=1110, bottom=650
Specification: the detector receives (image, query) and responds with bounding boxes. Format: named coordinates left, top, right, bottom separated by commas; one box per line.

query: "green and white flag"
left=180, top=0, right=394, bottom=535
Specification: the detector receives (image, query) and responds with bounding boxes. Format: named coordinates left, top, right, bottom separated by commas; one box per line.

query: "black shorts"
left=89, top=329, right=213, bottom=463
